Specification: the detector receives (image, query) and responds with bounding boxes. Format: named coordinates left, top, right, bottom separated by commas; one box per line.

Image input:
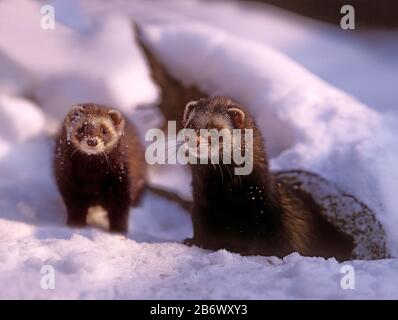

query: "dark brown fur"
left=53, top=103, right=146, bottom=233
left=184, top=96, right=354, bottom=261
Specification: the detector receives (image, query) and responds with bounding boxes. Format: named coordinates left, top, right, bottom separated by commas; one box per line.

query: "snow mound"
left=0, top=94, right=45, bottom=143
left=0, top=51, right=35, bottom=96
left=0, top=94, right=61, bottom=225
left=0, top=0, right=158, bottom=122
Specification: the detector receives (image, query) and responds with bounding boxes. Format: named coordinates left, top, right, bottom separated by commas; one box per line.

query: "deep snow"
left=0, top=0, right=397, bottom=299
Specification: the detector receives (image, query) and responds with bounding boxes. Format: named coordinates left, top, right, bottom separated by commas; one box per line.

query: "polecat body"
left=183, top=96, right=353, bottom=261
left=54, top=103, right=146, bottom=233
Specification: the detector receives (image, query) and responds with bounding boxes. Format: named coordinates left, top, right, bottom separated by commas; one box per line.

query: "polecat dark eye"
left=101, top=128, right=108, bottom=135
left=77, top=127, right=85, bottom=135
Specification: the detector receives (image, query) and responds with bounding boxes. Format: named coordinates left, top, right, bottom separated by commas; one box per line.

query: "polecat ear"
left=69, top=105, right=85, bottom=121
left=183, top=101, right=197, bottom=126
left=108, top=109, right=125, bottom=129
left=227, top=107, right=245, bottom=128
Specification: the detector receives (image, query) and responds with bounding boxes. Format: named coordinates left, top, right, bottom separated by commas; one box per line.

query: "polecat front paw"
left=67, top=217, right=87, bottom=228
left=183, top=238, right=195, bottom=246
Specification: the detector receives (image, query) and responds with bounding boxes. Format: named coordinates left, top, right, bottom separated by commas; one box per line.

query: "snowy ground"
left=0, top=0, right=398, bottom=299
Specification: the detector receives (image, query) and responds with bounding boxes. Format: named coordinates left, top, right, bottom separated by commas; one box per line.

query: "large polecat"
left=54, top=103, right=146, bottom=233
left=182, top=96, right=353, bottom=261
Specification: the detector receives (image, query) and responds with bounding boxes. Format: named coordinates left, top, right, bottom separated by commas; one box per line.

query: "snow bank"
left=1, top=219, right=398, bottom=299
left=0, top=0, right=158, bottom=122
left=0, top=51, right=35, bottom=97
left=124, top=0, right=398, bottom=113
left=0, top=94, right=61, bottom=225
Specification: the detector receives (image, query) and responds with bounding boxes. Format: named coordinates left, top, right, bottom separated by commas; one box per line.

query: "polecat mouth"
left=183, top=129, right=234, bottom=162
left=186, top=139, right=230, bottom=162
left=78, top=138, right=106, bottom=155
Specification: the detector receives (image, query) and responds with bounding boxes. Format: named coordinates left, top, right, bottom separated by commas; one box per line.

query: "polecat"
left=182, top=96, right=354, bottom=261
left=53, top=103, right=146, bottom=233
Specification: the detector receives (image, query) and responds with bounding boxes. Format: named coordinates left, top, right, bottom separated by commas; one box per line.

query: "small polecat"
left=54, top=103, right=146, bottom=233
left=183, top=96, right=353, bottom=261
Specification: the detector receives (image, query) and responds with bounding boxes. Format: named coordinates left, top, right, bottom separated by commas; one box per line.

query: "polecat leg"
left=63, top=193, right=89, bottom=228
left=67, top=214, right=87, bottom=227
left=105, top=190, right=130, bottom=234
left=183, top=238, right=195, bottom=246
left=183, top=235, right=208, bottom=248
left=108, top=212, right=129, bottom=234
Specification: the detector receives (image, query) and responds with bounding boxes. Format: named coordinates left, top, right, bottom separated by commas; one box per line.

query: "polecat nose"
left=87, top=138, right=98, bottom=147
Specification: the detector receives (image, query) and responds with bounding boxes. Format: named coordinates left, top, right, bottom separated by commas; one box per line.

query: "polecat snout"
left=54, top=103, right=146, bottom=233
left=183, top=96, right=354, bottom=261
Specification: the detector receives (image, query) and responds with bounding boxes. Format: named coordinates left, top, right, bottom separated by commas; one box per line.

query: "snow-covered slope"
left=0, top=0, right=158, bottom=124
left=82, top=0, right=398, bottom=114
left=0, top=0, right=397, bottom=299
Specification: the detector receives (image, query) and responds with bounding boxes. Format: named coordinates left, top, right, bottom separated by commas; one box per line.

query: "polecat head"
left=182, top=96, right=248, bottom=162
left=182, top=96, right=246, bottom=131
left=65, top=104, right=125, bottom=155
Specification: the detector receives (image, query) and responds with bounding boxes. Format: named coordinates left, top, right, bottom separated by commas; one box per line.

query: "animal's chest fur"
left=69, top=156, right=128, bottom=196
left=196, top=174, right=276, bottom=236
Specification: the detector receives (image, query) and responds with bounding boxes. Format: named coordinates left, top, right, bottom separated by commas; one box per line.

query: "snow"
left=0, top=0, right=397, bottom=299
left=0, top=0, right=158, bottom=123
